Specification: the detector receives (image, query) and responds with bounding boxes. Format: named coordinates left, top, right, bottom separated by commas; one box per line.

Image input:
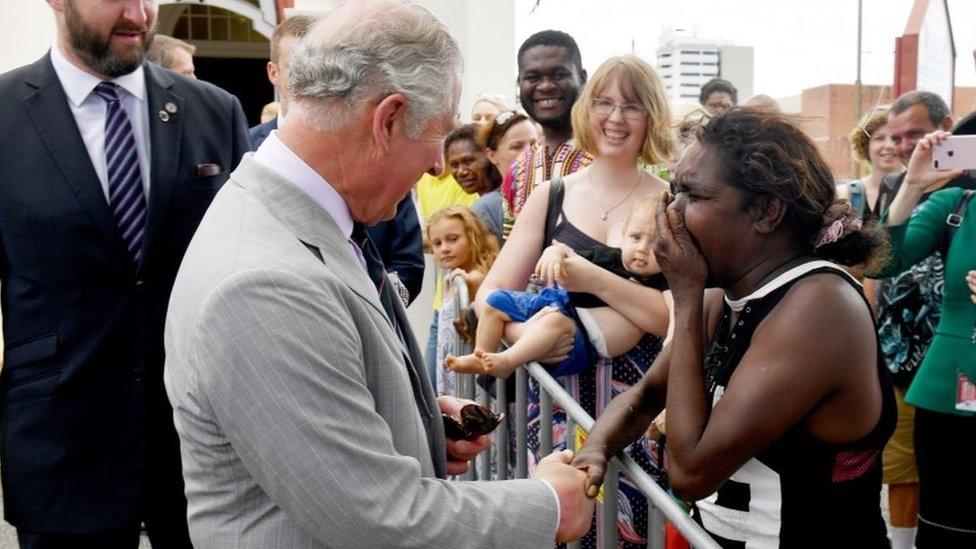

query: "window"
left=171, top=5, right=268, bottom=43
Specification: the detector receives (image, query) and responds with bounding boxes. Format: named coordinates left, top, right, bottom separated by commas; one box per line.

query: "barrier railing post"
left=476, top=374, right=490, bottom=479
left=649, top=503, right=666, bottom=549
left=566, top=413, right=580, bottom=549
left=539, top=388, right=553, bottom=457
left=495, top=377, right=508, bottom=480
left=515, top=367, right=528, bottom=479
left=600, top=461, right=619, bottom=548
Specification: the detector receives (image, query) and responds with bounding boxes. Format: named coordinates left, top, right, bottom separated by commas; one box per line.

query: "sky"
left=514, top=0, right=976, bottom=100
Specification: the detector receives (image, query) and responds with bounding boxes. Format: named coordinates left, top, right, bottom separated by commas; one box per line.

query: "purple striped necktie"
left=93, top=81, right=147, bottom=263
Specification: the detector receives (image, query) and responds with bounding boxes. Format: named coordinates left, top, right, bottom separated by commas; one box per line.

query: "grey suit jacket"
left=164, top=156, right=557, bottom=548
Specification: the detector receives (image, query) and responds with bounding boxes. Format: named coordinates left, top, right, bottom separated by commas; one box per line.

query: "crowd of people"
left=1, top=0, right=974, bottom=548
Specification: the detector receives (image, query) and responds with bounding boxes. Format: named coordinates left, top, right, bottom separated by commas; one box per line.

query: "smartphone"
left=933, top=135, right=976, bottom=170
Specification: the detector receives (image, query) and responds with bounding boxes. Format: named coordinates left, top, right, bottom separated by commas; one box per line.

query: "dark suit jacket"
left=0, top=55, right=249, bottom=532
left=249, top=118, right=425, bottom=303
left=248, top=116, right=277, bottom=151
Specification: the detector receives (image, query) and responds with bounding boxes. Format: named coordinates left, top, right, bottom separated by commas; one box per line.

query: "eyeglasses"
left=591, top=99, right=646, bottom=120
left=441, top=403, right=504, bottom=440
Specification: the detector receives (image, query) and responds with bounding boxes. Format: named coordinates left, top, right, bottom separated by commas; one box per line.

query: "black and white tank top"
left=695, top=261, right=896, bottom=548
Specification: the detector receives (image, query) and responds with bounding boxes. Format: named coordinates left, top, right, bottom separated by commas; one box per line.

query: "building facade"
left=797, top=83, right=976, bottom=181
left=0, top=0, right=516, bottom=125
left=655, top=27, right=753, bottom=103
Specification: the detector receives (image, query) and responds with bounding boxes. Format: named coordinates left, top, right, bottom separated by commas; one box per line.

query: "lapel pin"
left=158, top=110, right=170, bottom=122
left=164, top=102, right=178, bottom=114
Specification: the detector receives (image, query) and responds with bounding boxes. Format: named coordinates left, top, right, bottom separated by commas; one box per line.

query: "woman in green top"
left=876, top=130, right=975, bottom=548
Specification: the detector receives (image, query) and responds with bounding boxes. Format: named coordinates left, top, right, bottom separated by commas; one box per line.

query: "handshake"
left=533, top=446, right=617, bottom=543
left=439, top=396, right=608, bottom=543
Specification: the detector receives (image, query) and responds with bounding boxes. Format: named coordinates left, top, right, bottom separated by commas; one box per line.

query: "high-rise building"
left=655, top=26, right=754, bottom=103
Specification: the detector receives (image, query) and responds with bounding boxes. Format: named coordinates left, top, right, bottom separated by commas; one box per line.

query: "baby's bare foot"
left=480, top=351, right=517, bottom=379
left=445, top=353, right=486, bottom=374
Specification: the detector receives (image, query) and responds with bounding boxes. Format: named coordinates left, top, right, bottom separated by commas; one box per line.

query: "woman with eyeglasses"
left=471, top=111, right=538, bottom=244
left=476, top=55, right=673, bottom=547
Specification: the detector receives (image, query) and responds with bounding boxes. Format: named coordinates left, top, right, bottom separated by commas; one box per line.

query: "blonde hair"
left=424, top=206, right=498, bottom=273
left=572, top=55, right=673, bottom=165
left=624, top=194, right=660, bottom=235
left=849, top=106, right=890, bottom=163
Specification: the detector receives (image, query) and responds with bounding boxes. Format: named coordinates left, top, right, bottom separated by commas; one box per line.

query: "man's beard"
left=520, top=87, right=579, bottom=131
left=64, top=1, right=151, bottom=77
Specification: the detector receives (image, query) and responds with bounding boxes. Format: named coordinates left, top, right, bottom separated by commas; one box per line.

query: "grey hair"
left=288, top=0, right=462, bottom=137
left=891, top=90, right=950, bottom=127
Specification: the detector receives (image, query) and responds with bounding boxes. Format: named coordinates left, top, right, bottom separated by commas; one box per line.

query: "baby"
left=446, top=195, right=665, bottom=379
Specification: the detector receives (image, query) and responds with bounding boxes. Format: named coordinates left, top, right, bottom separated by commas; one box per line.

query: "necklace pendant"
left=601, top=212, right=608, bottom=221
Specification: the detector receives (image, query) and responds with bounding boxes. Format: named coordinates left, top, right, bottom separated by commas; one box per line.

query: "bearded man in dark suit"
left=0, top=1, right=248, bottom=546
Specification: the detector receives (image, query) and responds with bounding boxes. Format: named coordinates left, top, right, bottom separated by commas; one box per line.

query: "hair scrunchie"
left=815, top=202, right=862, bottom=249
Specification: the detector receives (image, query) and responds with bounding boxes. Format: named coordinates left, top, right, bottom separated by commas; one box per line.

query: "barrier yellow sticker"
left=574, top=425, right=605, bottom=502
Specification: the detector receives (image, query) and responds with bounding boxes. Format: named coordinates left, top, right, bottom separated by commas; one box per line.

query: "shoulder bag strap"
left=942, top=189, right=974, bottom=258
left=542, top=175, right=566, bottom=251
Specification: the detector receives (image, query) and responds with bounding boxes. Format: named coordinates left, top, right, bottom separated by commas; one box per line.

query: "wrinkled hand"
left=905, top=131, right=965, bottom=193
left=653, top=191, right=707, bottom=298
left=967, top=270, right=976, bottom=306
left=570, top=444, right=610, bottom=499
left=537, top=333, right=574, bottom=364
left=525, top=309, right=574, bottom=364
left=437, top=395, right=491, bottom=475
left=533, top=449, right=594, bottom=542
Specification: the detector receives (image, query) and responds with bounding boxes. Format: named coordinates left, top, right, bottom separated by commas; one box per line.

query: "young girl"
left=425, top=206, right=498, bottom=395
left=446, top=195, right=668, bottom=379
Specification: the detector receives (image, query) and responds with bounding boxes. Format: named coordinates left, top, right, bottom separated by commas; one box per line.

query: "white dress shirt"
left=251, top=130, right=372, bottom=280
left=49, top=43, right=152, bottom=201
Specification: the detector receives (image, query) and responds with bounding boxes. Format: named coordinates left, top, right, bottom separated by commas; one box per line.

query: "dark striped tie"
left=93, top=82, right=147, bottom=263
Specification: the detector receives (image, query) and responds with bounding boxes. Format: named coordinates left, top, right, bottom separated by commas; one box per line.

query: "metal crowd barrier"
left=442, top=273, right=720, bottom=549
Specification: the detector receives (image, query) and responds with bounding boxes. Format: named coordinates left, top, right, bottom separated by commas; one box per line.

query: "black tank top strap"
left=704, top=261, right=895, bottom=446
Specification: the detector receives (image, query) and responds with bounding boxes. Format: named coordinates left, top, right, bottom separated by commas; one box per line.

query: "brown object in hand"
left=441, top=403, right=504, bottom=441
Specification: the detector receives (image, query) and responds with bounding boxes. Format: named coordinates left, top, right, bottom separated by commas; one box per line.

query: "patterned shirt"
left=501, top=139, right=592, bottom=239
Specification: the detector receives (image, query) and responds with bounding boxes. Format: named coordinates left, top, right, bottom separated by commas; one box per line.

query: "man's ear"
left=578, top=67, right=588, bottom=86
left=752, top=195, right=788, bottom=234
left=266, top=61, right=278, bottom=87
left=371, top=93, right=408, bottom=155
left=940, top=116, right=954, bottom=132
left=45, top=0, right=64, bottom=12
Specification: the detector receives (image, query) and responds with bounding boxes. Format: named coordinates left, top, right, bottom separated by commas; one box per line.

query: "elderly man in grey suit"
left=164, top=0, right=593, bottom=547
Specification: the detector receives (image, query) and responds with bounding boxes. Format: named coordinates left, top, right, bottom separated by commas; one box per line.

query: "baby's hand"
left=535, top=245, right=570, bottom=285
